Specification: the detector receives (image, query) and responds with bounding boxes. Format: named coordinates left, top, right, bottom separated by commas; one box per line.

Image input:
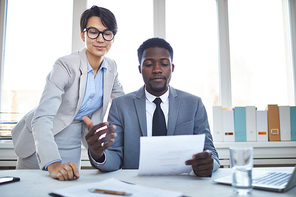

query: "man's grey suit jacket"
left=11, top=48, right=124, bottom=169
left=92, top=86, right=220, bottom=173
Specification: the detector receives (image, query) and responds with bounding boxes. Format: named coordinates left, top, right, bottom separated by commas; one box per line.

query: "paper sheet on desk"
left=138, top=134, right=205, bottom=175
left=50, top=178, right=182, bottom=197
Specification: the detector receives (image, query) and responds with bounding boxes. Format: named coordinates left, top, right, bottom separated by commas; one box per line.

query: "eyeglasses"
left=83, top=27, right=115, bottom=41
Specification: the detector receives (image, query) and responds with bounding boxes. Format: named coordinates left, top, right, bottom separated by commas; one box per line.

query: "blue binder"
left=234, top=107, right=247, bottom=142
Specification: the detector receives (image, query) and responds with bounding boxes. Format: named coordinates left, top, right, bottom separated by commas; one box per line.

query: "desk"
left=0, top=168, right=295, bottom=197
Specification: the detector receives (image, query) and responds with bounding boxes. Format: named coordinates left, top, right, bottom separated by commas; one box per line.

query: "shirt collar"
left=100, top=60, right=107, bottom=72
left=86, top=58, right=107, bottom=73
left=145, top=87, right=169, bottom=103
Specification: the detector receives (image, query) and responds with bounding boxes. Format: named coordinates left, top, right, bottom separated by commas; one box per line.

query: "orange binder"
left=266, top=104, right=281, bottom=141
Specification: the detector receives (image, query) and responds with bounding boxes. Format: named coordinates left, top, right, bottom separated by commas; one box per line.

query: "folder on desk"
left=279, top=106, right=291, bottom=141
left=222, top=109, right=235, bottom=142
left=234, top=107, right=246, bottom=142
left=266, top=104, right=281, bottom=141
left=246, top=106, right=257, bottom=141
left=213, top=106, right=223, bottom=142
left=256, top=110, right=268, bottom=142
left=291, top=106, right=296, bottom=141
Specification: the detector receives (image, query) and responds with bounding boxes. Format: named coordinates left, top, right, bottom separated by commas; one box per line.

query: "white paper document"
left=138, top=134, right=205, bottom=176
left=50, top=178, right=182, bottom=197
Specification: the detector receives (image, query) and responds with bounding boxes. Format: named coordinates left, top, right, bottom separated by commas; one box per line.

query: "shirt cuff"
left=44, top=159, right=62, bottom=171
left=213, top=158, right=220, bottom=173
left=89, top=150, right=106, bottom=166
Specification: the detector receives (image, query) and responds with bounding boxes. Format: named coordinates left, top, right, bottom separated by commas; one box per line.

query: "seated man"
left=83, top=38, right=220, bottom=177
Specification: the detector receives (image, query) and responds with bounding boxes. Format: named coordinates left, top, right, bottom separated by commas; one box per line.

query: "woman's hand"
left=48, top=162, right=79, bottom=181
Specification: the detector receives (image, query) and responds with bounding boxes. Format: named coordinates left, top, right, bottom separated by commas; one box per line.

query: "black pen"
left=88, top=188, right=132, bottom=196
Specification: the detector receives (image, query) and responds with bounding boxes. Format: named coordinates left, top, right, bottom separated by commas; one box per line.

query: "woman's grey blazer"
left=11, top=48, right=124, bottom=169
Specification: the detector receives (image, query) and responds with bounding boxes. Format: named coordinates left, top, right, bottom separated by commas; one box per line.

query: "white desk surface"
left=0, top=167, right=295, bottom=197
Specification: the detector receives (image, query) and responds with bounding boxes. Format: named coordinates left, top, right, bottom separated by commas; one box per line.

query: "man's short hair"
left=137, top=38, right=174, bottom=64
left=80, top=5, right=118, bottom=35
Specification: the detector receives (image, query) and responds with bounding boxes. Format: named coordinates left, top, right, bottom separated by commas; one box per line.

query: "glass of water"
left=229, top=147, right=253, bottom=195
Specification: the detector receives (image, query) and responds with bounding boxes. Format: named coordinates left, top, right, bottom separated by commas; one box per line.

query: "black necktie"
left=152, top=98, right=167, bottom=136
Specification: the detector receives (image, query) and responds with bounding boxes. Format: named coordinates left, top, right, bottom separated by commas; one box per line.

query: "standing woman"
left=11, top=6, right=124, bottom=181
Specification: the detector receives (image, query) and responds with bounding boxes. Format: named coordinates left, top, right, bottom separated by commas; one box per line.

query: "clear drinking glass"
left=229, top=147, right=253, bottom=195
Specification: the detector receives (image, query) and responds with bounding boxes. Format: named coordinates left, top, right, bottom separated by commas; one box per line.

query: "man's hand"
left=185, top=150, right=213, bottom=177
left=48, top=162, right=79, bottom=181
left=83, top=116, right=117, bottom=162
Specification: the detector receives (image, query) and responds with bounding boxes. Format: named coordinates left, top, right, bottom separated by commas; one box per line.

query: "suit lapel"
left=134, top=87, right=147, bottom=136
left=167, top=86, right=180, bottom=135
left=75, top=48, right=88, bottom=115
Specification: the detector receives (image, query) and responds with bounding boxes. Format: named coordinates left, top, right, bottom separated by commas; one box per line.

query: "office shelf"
left=1, top=140, right=296, bottom=169
left=214, top=141, right=296, bottom=167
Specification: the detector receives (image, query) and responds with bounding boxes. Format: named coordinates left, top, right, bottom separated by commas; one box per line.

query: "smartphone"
left=0, top=176, right=20, bottom=185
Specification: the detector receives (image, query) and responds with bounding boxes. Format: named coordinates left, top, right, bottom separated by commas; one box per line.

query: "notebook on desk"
left=213, top=166, right=296, bottom=193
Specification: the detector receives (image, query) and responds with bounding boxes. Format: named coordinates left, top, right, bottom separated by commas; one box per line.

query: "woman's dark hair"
left=80, top=5, right=118, bottom=35
left=137, top=37, right=174, bottom=64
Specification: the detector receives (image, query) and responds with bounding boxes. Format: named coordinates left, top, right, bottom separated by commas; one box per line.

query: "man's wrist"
left=94, top=153, right=105, bottom=163
left=89, top=149, right=105, bottom=163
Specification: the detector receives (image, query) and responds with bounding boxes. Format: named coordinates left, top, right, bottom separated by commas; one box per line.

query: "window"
left=87, top=0, right=154, bottom=94
left=166, top=0, right=219, bottom=126
left=228, top=0, right=294, bottom=109
left=0, top=0, right=73, bottom=138
left=1, top=0, right=295, bottom=139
